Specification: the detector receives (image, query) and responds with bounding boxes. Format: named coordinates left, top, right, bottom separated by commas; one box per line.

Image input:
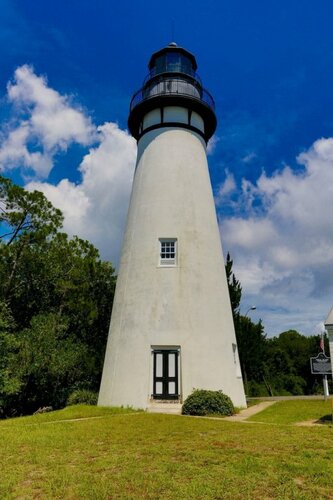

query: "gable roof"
left=324, top=306, right=333, bottom=327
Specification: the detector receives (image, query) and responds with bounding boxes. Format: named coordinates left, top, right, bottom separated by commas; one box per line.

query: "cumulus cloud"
left=214, top=169, right=236, bottom=207
left=0, top=64, right=136, bottom=266
left=0, top=65, right=95, bottom=177
left=27, top=122, right=136, bottom=266
left=220, top=137, right=333, bottom=335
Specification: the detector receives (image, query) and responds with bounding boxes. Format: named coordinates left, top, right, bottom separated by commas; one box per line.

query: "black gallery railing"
left=130, top=77, right=215, bottom=113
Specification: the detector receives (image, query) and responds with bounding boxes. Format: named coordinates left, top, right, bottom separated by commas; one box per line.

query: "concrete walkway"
left=247, top=395, right=332, bottom=401
left=223, top=400, right=277, bottom=422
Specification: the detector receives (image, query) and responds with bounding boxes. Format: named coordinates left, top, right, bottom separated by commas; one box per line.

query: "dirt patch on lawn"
left=296, top=418, right=332, bottom=427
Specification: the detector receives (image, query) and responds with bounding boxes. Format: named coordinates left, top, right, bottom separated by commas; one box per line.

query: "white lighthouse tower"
left=98, top=43, right=246, bottom=410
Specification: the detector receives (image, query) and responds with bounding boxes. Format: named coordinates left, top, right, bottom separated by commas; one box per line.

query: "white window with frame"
left=159, top=238, right=177, bottom=266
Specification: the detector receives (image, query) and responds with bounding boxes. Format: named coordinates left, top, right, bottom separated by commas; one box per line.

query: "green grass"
left=0, top=404, right=139, bottom=427
left=248, top=400, right=333, bottom=425
left=1, top=403, right=333, bottom=499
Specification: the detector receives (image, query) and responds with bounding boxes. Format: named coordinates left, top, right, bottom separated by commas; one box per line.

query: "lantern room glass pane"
left=166, top=53, right=193, bottom=74
left=153, top=53, right=194, bottom=76
left=155, top=55, right=166, bottom=74
left=166, top=53, right=181, bottom=72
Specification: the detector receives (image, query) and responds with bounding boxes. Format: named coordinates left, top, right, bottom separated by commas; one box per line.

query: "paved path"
left=223, top=401, right=277, bottom=422
left=247, top=395, right=332, bottom=401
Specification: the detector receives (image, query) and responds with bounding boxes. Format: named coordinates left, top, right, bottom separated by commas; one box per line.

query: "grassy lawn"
left=248, top=399, right=333, bottom=425
left=1, top=403, right=332, bottom=499
left=0, top=404, right=140, bottom=427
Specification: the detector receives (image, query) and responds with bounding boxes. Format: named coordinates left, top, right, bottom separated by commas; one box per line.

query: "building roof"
left=324, top=306, right=333, bottom=327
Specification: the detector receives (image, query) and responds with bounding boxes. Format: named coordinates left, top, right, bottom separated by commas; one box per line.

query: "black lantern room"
left=128, top=43, right=217, bottom=143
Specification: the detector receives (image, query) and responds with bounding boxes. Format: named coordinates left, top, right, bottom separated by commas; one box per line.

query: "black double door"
left=153, top=350, right=179, bottom=400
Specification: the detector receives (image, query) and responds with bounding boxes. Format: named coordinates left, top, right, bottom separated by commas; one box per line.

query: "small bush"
left=67, top=389, right=98, bottom=406
left=182, top=389, right=234, bottom=416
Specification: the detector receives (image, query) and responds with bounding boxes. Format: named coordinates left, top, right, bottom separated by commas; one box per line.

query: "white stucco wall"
left=98, top=124, right=246, bottom=409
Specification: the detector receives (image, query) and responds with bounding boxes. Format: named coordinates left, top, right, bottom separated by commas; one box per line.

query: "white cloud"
left=215, top=169, right=236, bottom=206
left=241, top=152, right=257, bottom=163
left=0, top=65, right=136, bottom=267
left=0, top=65, right=95, bottom=177
left=220, top=137, right=333, bottom=336
left=207, top=134, right=219, bottom=155
left=0, top=122, right=53, bottom=177
left=27, top=122, right=136, bottom=266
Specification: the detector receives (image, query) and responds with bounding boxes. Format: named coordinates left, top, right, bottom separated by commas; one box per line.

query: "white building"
left=98, top=43, right=246, bottom=411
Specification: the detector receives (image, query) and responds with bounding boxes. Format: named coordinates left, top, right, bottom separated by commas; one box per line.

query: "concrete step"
left=147, top=402, right=182, bottom=414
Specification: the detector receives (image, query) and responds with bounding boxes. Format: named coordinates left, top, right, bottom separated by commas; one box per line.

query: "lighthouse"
left=98, top=43, right=246, bottom=410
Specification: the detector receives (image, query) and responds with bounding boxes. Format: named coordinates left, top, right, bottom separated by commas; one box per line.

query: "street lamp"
left=245, top=306, right=256, bottom=317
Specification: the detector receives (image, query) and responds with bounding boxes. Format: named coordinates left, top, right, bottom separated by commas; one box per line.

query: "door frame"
left=150, top=346, right=181, bottom=400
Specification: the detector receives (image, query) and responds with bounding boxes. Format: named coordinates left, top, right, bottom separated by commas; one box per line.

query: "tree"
left=0, top=302, right=21, bottom=417
left=225, top=252, right=242, bottom=318
left=0, top=176, right=116, bottom=416
left=0, top=175, right=63, bottom=303
left=0, top=176, right=116, bottom=334
left=225, top=253, right=268, bottom=395
left=265, top=330, right=329, bottom=395
left=234, top=315, right=268, bottom=395
left=0, top=175, right=63, bottom=245
left=1, top=313, right=94, bottom=416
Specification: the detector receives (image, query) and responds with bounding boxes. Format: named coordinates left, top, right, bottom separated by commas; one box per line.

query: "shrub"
left=182, top=389, right=234, bottom=416
left=67, top=389, right=98, bottom=406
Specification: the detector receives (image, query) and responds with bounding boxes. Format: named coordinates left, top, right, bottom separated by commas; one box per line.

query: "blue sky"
left=1, top=0, right=333, bottom=336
